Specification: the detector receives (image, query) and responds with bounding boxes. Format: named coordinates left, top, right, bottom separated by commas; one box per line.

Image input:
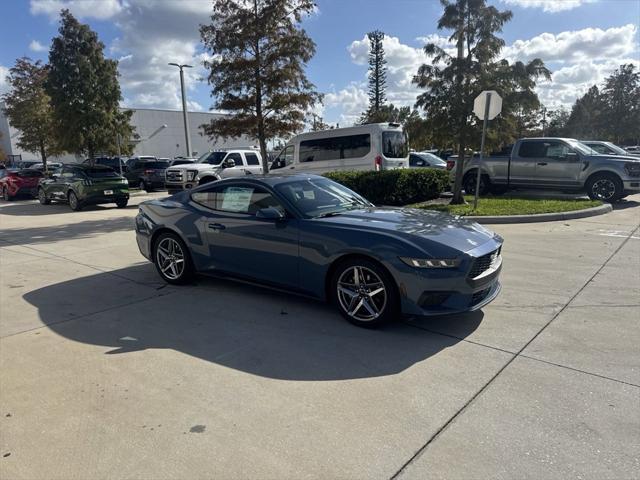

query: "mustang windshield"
left=275, top=178, right=372, bottom=218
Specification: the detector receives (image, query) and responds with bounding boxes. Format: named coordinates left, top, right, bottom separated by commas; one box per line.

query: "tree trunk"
left=450, top=1, right=467, bottom=205
left=39, top=139, right=48, bottom=174
left=253, top=0, right=269, bottom=174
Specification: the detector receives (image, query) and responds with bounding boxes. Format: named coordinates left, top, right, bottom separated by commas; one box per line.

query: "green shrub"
left=324, top=169, right=449, bottom=205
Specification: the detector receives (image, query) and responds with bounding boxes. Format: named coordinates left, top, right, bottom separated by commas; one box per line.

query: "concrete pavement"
left=1, top=194, right=638, bottom=479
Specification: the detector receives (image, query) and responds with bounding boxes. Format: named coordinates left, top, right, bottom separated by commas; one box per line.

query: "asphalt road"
left=1, top=193, right=638, bottom=480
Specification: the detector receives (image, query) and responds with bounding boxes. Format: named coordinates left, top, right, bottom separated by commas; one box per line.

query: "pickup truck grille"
left=165, top=169, right=183, bottom=182
left=468, top=247, right=501, bottom=279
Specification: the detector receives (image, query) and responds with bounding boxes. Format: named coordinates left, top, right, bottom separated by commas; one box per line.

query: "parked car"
left=169, top=157, right=198, bottom=167
left=454, top=137, right=640, bottom=201
left=31, top=162, right=63, bottom=172
left=0, top=168, right=44, bottom=200
left=270, top=123, right=409, bottom=174
left=623, top=146, right=640, bottom=156
left=16, top=160, right=39, bottom=169
left=83, top=156, right=128, bottom=173
left=409, top=152, right=447, bottom=169
left=38, top=164, right=129, bottom=211
left=165, top=149, right=263, bottom=194
left=135, top=174, right=503, bottom=327
left=124, top=157, right=169, bottom=191
left=580, top=141, right=631, bottom=156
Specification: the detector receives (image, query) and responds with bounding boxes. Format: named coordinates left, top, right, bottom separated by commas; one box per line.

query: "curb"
left=464, top=203, right=613, bottom=224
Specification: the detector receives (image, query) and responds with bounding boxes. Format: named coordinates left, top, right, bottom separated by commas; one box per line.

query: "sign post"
left=472, top=90, right=502, bottom=210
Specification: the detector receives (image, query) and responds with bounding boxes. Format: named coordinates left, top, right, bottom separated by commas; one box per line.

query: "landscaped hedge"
left=324, top=169, right=450, bottom=206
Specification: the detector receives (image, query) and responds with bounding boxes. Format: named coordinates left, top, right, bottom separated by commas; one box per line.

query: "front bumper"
left=622, top=179, right=640, bottom=192
left=165, top=182, right=194, bottom=193
left=396, top=239, right=503, bottom=317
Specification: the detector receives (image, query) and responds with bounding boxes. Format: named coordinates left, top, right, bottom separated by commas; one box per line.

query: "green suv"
left=38, top=164, right=129, bottom=211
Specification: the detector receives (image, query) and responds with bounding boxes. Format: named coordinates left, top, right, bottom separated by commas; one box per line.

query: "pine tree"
left=367, top=30, right=387, bottom=116
left=200, top=0, right=320, bottom=173
left=46, top=10, right=134, bottom=160
left=1, top=57, right=61, bottom=171
left=413, top=0, right=549, bottom=203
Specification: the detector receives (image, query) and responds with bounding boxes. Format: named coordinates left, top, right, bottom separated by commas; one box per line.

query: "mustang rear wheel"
left=153, top=232, right=195, bottom=285
left=331, top=258, right=399, bottom=327
left=38, top=188, right=50, bottom=205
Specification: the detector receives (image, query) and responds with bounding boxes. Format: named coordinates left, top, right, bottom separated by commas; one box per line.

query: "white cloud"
left=324, top=83, right=369, bottom=125
left=333, top=23, right=640, bottom=123
left=504, top=24, right=638, bottom=64
left=499, top=0, right=595, bottom=13
left=29, top=40, right=47, bottom=52
left=30, top=0, right=123, bottom=20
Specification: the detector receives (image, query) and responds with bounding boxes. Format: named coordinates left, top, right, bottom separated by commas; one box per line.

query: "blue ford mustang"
left=136, top=174, right=503, bottom=327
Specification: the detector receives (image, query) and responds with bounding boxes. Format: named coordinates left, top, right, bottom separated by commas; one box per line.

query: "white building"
left=0, top=106, right=255, bottom=163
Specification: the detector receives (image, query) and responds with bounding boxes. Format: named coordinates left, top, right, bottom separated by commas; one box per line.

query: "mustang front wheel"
left=332, top=258, right=398, bottom=327
left=38, top=188, right=50, bottom=205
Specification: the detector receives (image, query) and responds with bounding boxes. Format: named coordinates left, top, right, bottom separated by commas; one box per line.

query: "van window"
left=299, top=134, right=371, bottom=162
left=271, top=145, right=294, bottom=170
left=382, top=131, right=408, bottom=158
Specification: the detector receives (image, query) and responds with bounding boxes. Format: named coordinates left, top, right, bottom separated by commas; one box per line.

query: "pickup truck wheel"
left=586, top=173, right=623, bottom=202
left=199, top=177, right=216, bottom=186
left=463, top=171, right=490, bottom=195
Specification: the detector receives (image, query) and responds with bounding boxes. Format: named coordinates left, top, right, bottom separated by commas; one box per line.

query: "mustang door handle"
left=208, top=223, right=226, bottom=231
left=537, top=162, right=548, bottom=166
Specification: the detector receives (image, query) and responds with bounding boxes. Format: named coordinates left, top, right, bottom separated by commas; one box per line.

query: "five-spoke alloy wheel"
left=153, top=232, right=194, bottom=284
left=332, top=258, right=398, bottom=327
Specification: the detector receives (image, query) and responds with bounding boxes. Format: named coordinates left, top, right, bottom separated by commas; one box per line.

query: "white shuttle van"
left=270, top=123, right=409, bottom=174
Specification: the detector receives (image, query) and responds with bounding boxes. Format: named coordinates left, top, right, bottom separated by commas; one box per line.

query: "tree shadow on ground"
left=23, top=264, right=483, bottom=382
left=0, top=217, right=135, bottom=246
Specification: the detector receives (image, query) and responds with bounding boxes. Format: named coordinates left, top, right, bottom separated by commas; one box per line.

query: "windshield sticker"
left=221, top=187, right=253, bottom=212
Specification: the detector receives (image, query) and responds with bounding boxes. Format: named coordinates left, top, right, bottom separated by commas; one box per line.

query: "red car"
left=0, top=168, right=44, bottom=200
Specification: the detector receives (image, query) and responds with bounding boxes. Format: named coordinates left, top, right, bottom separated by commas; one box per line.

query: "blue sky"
left=1, top=0, right=638, bottom=127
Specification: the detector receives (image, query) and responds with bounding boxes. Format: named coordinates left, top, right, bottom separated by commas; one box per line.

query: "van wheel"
left=586, top=173, right=622, bottom=202
left=463, top=171, right=491, bottom=195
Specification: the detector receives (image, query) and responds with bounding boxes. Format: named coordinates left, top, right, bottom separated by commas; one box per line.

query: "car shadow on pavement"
left=23, top=264, right=483, bottom=381
left=613, top=199, right=639, bottom=210
left=0, top=200, right=140, bottom=216
left=1, top=217, right=134, bottom=246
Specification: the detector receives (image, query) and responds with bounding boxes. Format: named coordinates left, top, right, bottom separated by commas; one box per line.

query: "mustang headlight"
left=186, top=170, right=198, bottom=181
left=400, top=257, right=459, bottom=268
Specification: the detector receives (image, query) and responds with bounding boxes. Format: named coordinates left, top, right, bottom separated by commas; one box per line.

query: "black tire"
left=586, top=172, right=623, bottom=202
left=2, top=186, right=11, bottom=201
left=199, top=176, right=217, bottom=186
left=38, top=188, right=50, bottom=205
left=115, top=199, right=128, bottom=208
left=139, top=179, right=149, bottom=192
left=152, top=232, right=195, bottom=285
left=463, top=171, right=491, bottom=195
left=68, top=191, right=83, bottom=211
left=330, top=257, right=399, bottom=328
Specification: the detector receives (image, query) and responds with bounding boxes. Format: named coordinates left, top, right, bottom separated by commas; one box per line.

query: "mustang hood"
left=316, top=207, right=498, bottom=253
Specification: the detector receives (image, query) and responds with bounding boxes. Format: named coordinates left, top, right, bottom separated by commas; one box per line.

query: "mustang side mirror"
left=256, top=207, right=285, bottom=220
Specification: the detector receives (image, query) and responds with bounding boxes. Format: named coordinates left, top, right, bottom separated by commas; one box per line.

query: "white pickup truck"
left=165, top=149, right=263, bottom=194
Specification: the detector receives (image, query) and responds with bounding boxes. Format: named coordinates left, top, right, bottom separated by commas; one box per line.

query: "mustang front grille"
left=468, top=247, right=501, bottom=279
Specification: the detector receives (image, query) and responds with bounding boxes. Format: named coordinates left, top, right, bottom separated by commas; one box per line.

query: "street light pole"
left=169, top=63, right=193, bottom=157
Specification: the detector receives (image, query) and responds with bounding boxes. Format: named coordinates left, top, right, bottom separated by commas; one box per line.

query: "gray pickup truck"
left=456, top=137, right=640, bottom=201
